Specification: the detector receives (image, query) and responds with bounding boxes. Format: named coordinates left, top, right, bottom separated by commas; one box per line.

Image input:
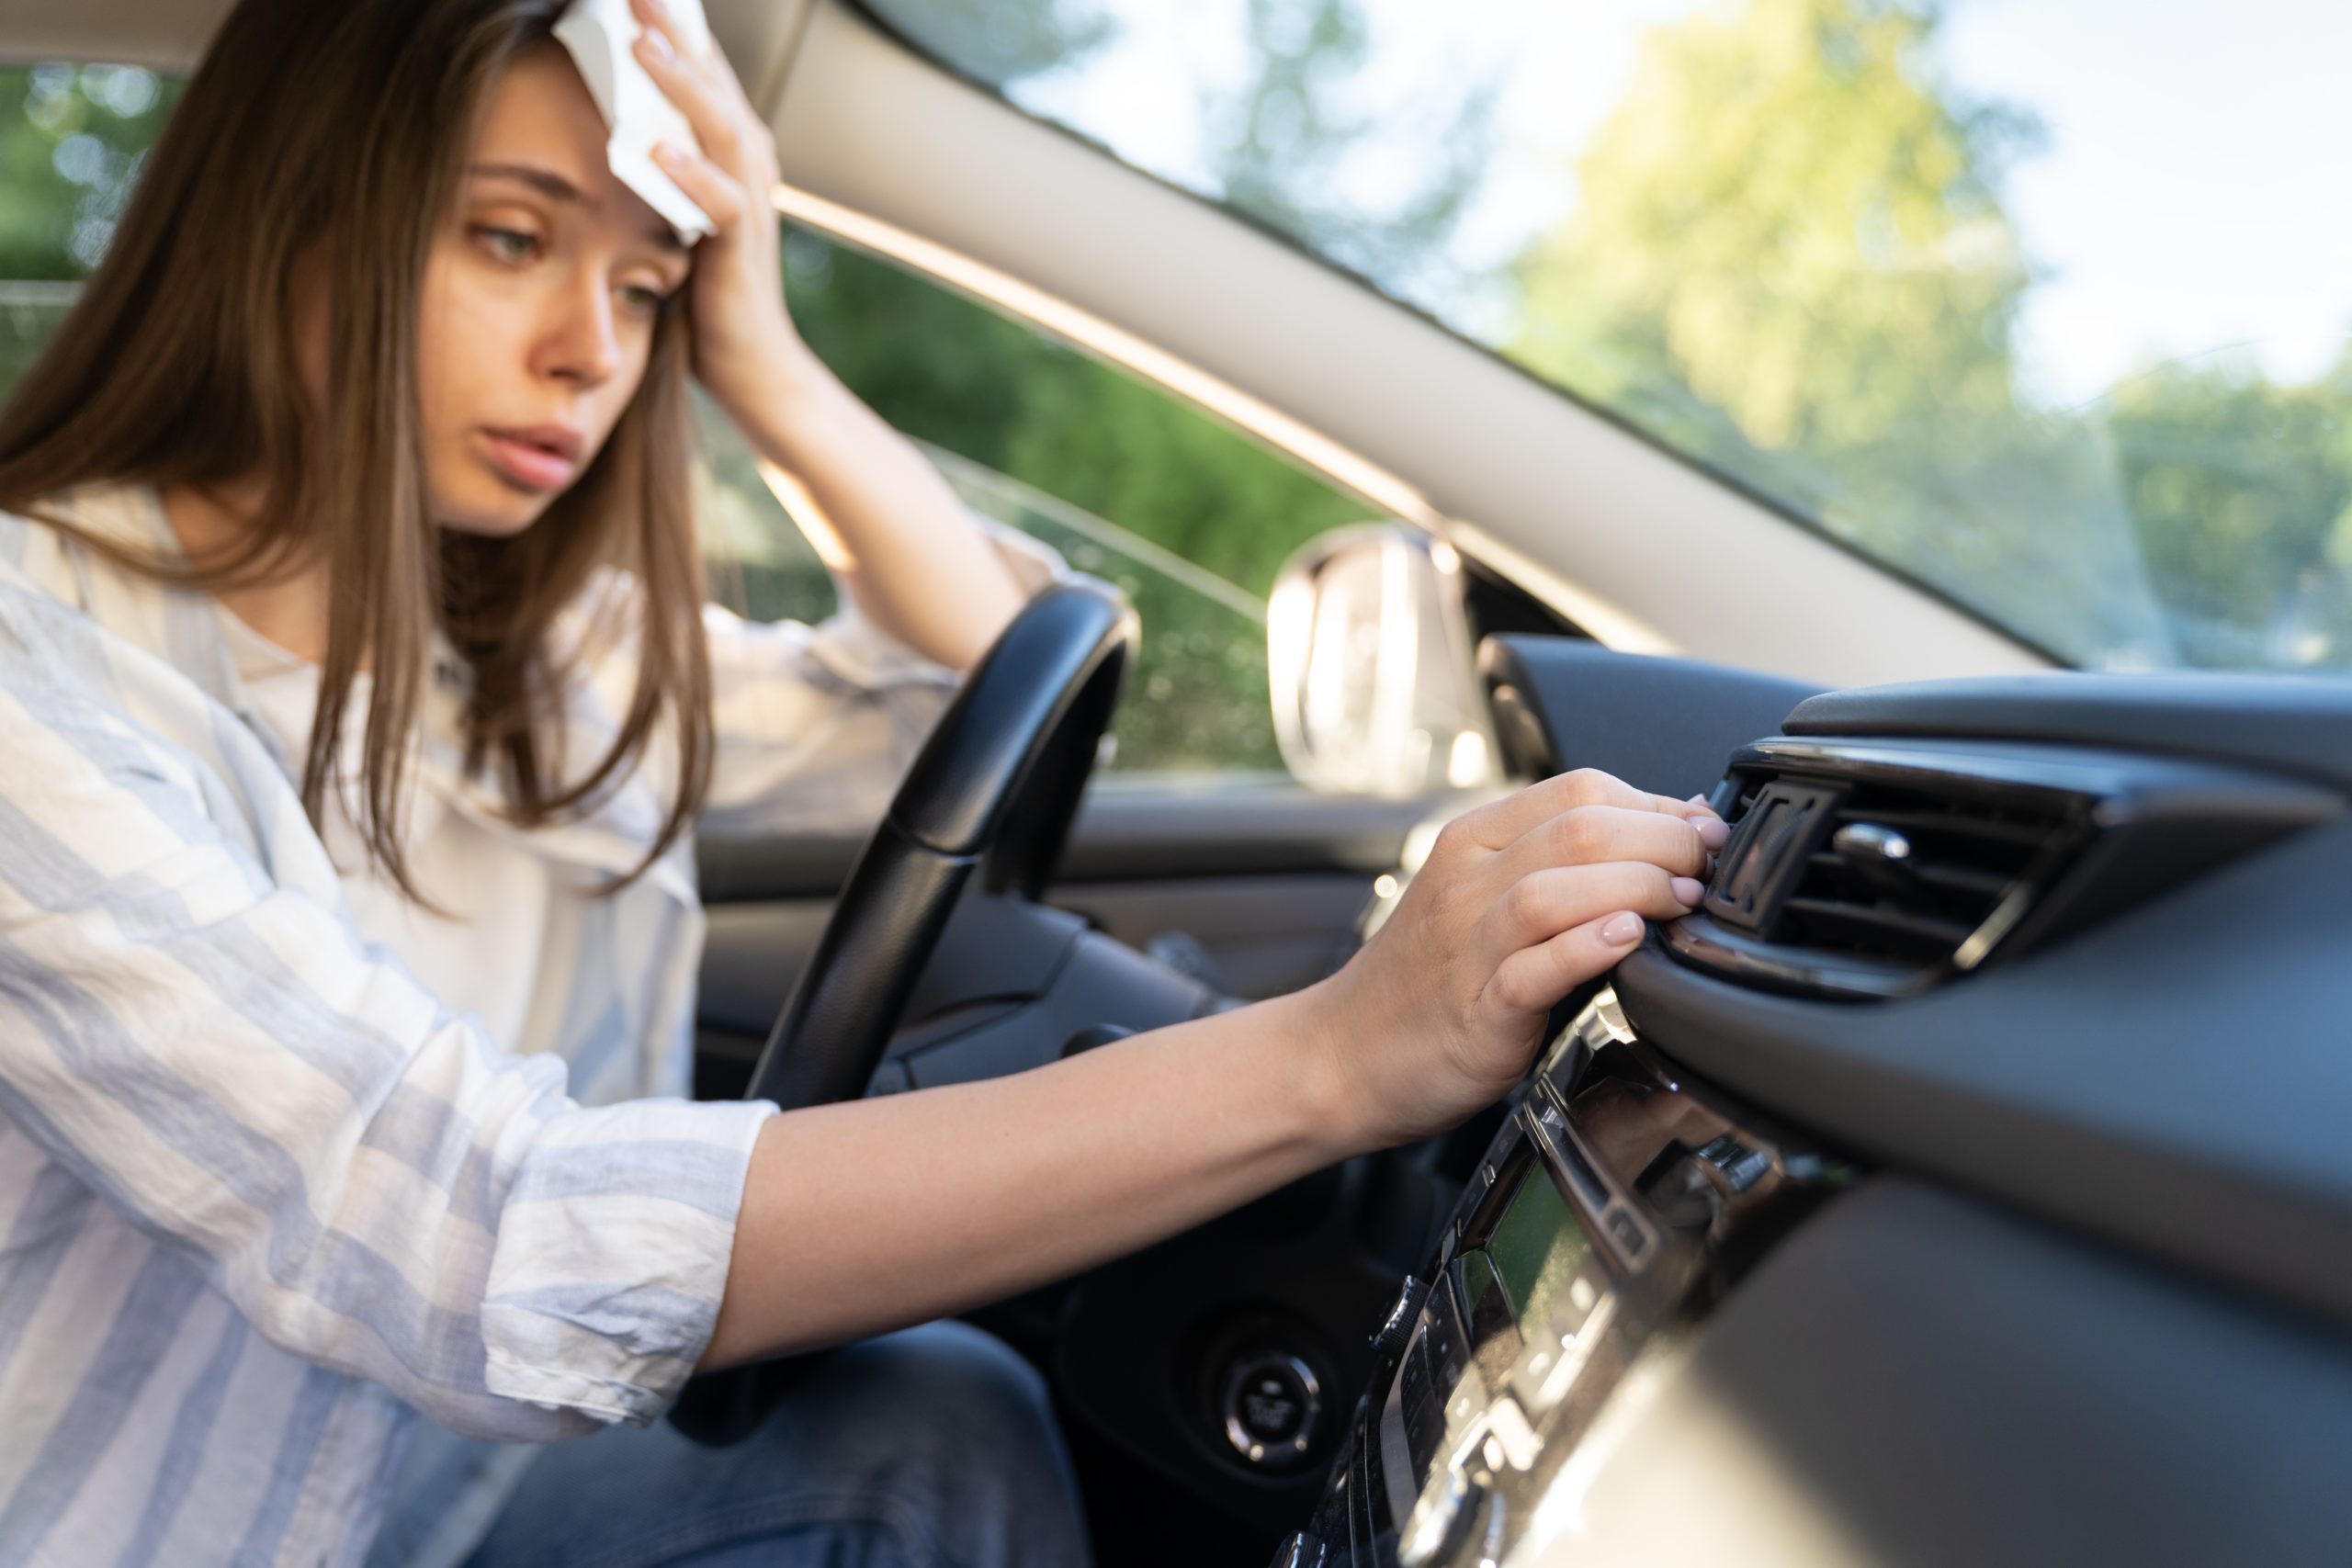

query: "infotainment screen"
left=1485, top=1168, right=1592, bottom=1337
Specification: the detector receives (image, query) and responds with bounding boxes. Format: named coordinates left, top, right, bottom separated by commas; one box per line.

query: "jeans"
left=369, top=1323, right=1093, bottom=1568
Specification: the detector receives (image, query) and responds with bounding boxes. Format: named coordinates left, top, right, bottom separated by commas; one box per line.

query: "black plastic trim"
left=1530, top=1178, right=2352, bottom=1566
left=1478, top=637, right=1824, bottom=796
left=1786, top=672, right=2352, bottom=792
left=1664, top=736, right=2341, bottom=999
left=1616, top=812, right=2352, bottom=1326
left=696, top=781, right=1435, bottom=904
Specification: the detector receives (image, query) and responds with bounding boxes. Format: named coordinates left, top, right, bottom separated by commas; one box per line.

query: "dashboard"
left=1272, top=644, right=2352, bottom=1567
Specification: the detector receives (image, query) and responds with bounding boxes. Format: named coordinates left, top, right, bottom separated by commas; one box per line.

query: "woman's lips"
left=480, top=429, right=580, bottom=493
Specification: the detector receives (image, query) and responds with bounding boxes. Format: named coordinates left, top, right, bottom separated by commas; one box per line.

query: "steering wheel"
left=672, top=580, right=1137, bottom=1443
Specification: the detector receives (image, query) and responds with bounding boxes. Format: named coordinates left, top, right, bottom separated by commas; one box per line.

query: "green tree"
left=1520, top=0, right=2030, bottom=456
left=774, top=231, right=1366, bottom=772
left=1510, top=0, right=2173, bottom=666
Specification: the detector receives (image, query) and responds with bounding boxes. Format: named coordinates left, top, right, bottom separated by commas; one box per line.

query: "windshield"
left=864, top=0, right=2352, bottom=672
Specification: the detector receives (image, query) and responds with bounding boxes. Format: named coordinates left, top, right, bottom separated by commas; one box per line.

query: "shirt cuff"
left=479, top=1097, right=777, bottom=1425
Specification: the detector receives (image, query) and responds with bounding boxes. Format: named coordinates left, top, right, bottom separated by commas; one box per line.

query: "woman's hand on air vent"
left=1310, top=770, right=1726, bottom=1149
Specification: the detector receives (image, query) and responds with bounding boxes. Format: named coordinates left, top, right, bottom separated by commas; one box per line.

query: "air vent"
left=1674, top=755, right=2092, bottom=998
left=1782, top=784, right=2069, bottom=961
left=1668, top=738, right=2340, bottom=999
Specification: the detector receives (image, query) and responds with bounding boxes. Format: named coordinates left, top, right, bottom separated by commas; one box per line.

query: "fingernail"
left=1601, top=912, right=1645, bottom=946
left=1670, top=876, right=1706, bottom=907
left=1685, top=793, right=1714, bottom=813
left=639, top=27, right=673, bottom=60
left=1696, top=816, right=1729, bottom=851
left=650, top=141, right=677, bottom=164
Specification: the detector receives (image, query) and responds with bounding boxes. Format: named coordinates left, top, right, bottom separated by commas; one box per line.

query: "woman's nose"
left=537, top=274, right=623, bottom=388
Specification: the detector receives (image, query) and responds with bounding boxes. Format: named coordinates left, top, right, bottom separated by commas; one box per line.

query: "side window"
left=695, top=226, right=1379, bottom=776
left=0, top=64, right=181, bottom=390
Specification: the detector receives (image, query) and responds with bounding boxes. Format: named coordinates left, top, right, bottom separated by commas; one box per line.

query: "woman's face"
left=417, top=41, right=694, bottom=536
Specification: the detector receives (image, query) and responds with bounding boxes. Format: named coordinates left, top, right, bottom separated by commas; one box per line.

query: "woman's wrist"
left=718, top=326, right=840, bottom=469
left=1281, top=969, right=1400, bottom=1163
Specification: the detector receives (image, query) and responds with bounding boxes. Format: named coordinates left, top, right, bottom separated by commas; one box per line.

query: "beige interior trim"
left=732, top=0, right=819, bottom=122
left=769, top=182, right=1443, bottom=532
left=0, top=0, right=820, bottom=85
left=767, top=0, right=2046, bottom=687
left=0, top=0, right=225, bottom=70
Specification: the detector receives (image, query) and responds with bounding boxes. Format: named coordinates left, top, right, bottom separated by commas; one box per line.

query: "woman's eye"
left=472, top=225, right=540, bottom=265
left=619, top=283, right=677, bottom=319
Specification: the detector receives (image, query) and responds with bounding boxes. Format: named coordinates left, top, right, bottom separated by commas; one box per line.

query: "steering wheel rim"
left=672, top=581, right=1134, bottom=1447
left=739, top=579, right=1138, bottom=1113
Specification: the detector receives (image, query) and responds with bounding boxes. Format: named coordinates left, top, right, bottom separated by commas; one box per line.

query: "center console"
left=1274, top=987, right=1841, bottom=1566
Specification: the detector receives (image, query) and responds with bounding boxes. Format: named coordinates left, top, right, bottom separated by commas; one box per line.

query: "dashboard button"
left=1224, top=1352, right=1322, bottom=1467
left=1605, top=1205, right=1652, bottom=1262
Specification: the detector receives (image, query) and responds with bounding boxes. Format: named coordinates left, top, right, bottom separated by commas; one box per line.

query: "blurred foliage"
left=2105, top=360, right=2352, bottom=667
left=1202, top=0, right=1499, bottom=303
left=0, top=62, right=176, bottom=278
left=1521, top=0, right=2034, bottom=456
left=1509, top=0, right=2352, bottom=669
left=0, top=63, right=179, bottom=394
left=738, top=229, right=1368, bottom=773
left=1512, top=0, right=2161, bottom=664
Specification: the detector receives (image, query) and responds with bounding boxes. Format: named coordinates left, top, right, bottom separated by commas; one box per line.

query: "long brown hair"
left=0, top=0, right=715, bottom=899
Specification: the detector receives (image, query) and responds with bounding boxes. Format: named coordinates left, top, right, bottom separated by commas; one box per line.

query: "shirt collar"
left=52, top=481, right=691, bottom=898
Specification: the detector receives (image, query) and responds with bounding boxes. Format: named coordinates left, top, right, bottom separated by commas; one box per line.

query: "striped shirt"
left=0, top=483, right=998, bottom=1565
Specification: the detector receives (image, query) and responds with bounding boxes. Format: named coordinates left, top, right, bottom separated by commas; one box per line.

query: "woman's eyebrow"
left=469, top=162, right=582, bottom=203
left=468, top=162, right=688, bottom=254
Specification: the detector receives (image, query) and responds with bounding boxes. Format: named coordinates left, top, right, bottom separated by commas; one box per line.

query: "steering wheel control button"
left=1223, top=1351, right=1322, bottom=1467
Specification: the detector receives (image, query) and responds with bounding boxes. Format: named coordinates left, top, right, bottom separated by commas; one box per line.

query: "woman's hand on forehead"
left=626, top=0, right=803, bottom=423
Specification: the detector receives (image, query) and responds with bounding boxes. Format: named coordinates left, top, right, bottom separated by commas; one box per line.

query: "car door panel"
left=693, top=779, right=1442, bottom=1093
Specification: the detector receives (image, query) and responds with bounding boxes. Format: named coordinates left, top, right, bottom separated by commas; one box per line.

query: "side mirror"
left=1268, top=524, right=1497, bottom=796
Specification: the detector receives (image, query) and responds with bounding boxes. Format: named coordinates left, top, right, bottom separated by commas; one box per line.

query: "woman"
left=0, top=0, right=1724, bottom=1563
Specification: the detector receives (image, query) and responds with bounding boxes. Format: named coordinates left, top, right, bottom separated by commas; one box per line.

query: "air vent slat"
left=1828, top=806, right=2052, bottom=849
left=1804, top=852, right=2013, bottom=901
left=1782, top=897, right=1977, bottom=953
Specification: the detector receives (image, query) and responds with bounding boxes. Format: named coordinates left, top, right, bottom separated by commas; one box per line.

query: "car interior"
left=9, top=1, right=2352, bottom=1565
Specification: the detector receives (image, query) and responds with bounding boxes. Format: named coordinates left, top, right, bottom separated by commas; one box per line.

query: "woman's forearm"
left=733, top=333, right=1025, bottom=671
left=701, top=986, right=1356, bottom=1368
left=701, top=770, right=1724, bottom=1369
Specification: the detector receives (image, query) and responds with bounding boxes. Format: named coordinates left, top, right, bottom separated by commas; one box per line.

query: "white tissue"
left=552, top=0, right=717, bottom=243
